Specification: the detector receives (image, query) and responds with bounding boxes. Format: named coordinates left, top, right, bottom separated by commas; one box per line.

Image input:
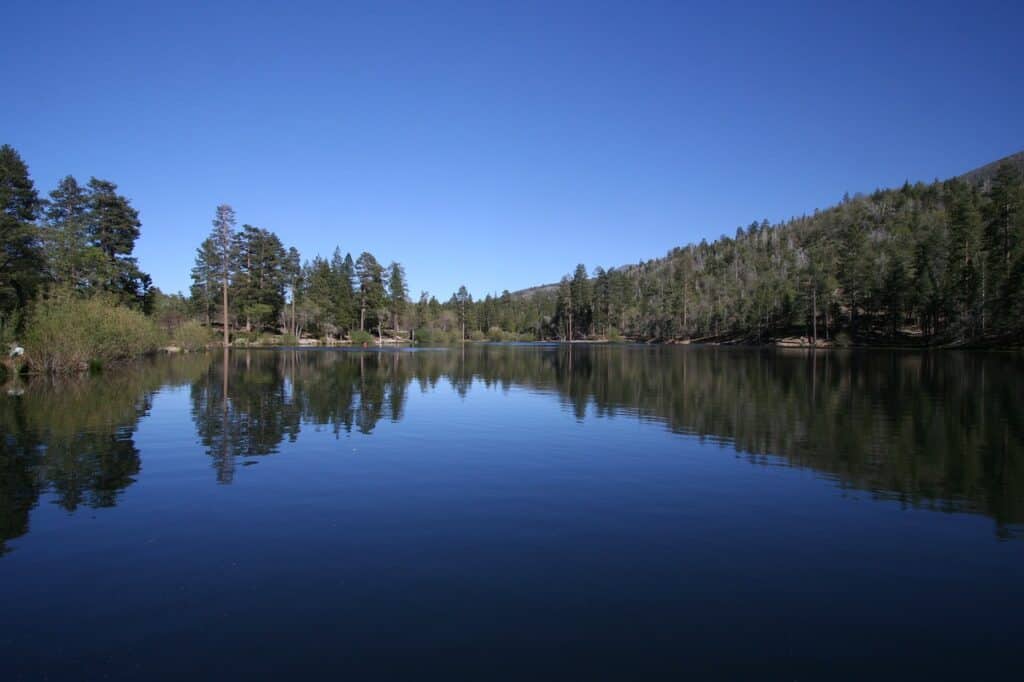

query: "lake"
left=1, top=345, right=1022, bottom=679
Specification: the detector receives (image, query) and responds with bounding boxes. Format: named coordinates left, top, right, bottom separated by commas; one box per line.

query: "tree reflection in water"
left=2, top=345, right=1022, bottom=553
left=0, top=353, right=210, bottom=554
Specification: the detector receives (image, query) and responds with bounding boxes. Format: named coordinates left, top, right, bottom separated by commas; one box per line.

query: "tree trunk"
left=222, top=271, right=229, bottom=348
left=811, top=284, right=818, bottom=347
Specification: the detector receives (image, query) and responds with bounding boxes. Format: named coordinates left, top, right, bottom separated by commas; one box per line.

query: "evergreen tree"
left=330, top=248, right=356, bottom=333
left=284, top=247, right=302, bottom=336
left=211, top=204, right=237, bottom=346
left=355, top=252, right=385, bottom=333
left=190, top=237, right=221, bottom=327
left=569, top=263, right=592, bottom=337
left=0, top=145, right=43, bottom=331
left=387, top=262, right=408, bottom=335
left=42, top=175, right=98, bottom=289
left=984, top=163, right=1024, bottom=329
left=86, top=178, right=148, bottom=305
left=233, top=225, right=286, bottom=331
left=453, top=285, right=471, bottom=341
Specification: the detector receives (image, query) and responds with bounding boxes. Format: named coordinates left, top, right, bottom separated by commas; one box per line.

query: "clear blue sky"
left=2, top=0, right=1021, bottom=299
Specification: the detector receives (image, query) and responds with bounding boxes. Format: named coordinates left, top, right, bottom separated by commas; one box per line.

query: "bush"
left=233, top=330, right=261, bottom=346
left=0, top=310, right=22, bottom=347
left=349, top=329, right=374, bottom=345
left=279, top=333, right=299, bottom=346
left=607, top=327, right=624, bottom=343
left=25, top=295, right=164, bottom=373
left=172, top=320, right=214, bottom=351
left=469, top=329, right=486, bottom=342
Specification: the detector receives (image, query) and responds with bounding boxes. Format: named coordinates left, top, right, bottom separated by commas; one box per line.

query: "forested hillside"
left=462, top=152, right=1024, bottom=345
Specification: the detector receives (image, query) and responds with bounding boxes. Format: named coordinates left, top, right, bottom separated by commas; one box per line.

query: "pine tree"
left=569, top=263, right=592, bottom=338
left=284, top=247, right=302, bottom=336
left=945, top=182, right=983, bottom=334
left=211, top=205, right=237, bottom=346
left=43, top=175, right=96, bottom=288
left=984, top=163, right=1023, bottom=329
left=387, top=262, right=408, bottom=335
left=0, top=145, right=43, bottom=330
left=355, top=252, right=385, bottom=333
left=454, top=285, right=470, bottom=341
left=330, top=248, right=356, bottom=333
left=190, top=237, right=221, bottom=327
left=86, top=178, right=148, bottom=305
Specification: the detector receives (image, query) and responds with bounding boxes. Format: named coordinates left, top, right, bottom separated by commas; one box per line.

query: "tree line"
left=464, top=161, right=1024, bottom=345
left=0, top=145, right=151, bottom=341
left=189, top=204, right=413, bottom=343
left=5, top=140, right=1022, bottom=350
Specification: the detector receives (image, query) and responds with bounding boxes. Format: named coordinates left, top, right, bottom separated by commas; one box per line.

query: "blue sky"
left=2, top=1, right=1021, bottom=299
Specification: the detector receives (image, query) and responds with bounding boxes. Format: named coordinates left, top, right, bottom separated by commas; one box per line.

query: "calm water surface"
left=1, top=345, right=1022, bottom=679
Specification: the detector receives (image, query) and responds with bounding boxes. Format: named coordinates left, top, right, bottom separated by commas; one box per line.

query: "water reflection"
left=0, top=354, right=210, bottom=554
left=2, top=345, right=1022, bottom=552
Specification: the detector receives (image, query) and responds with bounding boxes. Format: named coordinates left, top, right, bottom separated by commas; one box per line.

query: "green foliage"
left=172, top=320, right=214, bottom=351
left=0, top=309, right=22, bottom=347
left=442, top=165, right=1024, bottom=345
left=0, top=145, right=44, bottom=329
left=24, top=294, right=163, bottom=372
left=83, top=178, right=149, bottom=306
left=387, top=262, right=408, bottom=331
left=355, top=252, right=386, bottom=332
left=233, top=225, right=287, bottom=330
left=349, top=329, right=374, bottom=345
left=280, top=333, right=299, bottom=346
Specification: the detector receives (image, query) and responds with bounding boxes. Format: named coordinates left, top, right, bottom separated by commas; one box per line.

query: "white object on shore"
left=8, top=346, right=24, bottom=357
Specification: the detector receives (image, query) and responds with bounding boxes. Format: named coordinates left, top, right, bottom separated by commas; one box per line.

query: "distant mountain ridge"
left=512, top=149, right=1024, bottom=298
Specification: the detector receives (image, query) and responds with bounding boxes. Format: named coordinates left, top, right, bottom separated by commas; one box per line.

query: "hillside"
left=958, top=150, right=1024, bottom=186
left=481, top=149, right=1024, bottom=346
left=514, top=150, right=1024, bottom=301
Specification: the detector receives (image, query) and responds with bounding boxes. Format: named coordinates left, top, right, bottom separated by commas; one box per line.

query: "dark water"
left=1, top=345, right=1022, bottom=680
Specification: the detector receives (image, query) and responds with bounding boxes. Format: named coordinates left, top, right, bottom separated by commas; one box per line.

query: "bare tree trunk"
left=222, top=270, right=229, bottom=348
left=811, top=284, right=818, bottom=347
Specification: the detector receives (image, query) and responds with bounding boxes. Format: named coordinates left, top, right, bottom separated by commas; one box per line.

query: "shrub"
left=607, top=327, right=624, bottom=343
left=349, top=329, right=374, bottom=345
left=414, top=327, right=435, bottom=345
left=469, top=329, right=486, bottom=342
left=0, top=310, right=22, bottom=347
left=172, top=320, right=214, bottom=351
left=233, top=330, right=262, bottom=346
left=834, top=331, right=852, bottom=348
left=279, top=333, right=299, bottom=346
left=25, top=295, right=163, bottom=373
